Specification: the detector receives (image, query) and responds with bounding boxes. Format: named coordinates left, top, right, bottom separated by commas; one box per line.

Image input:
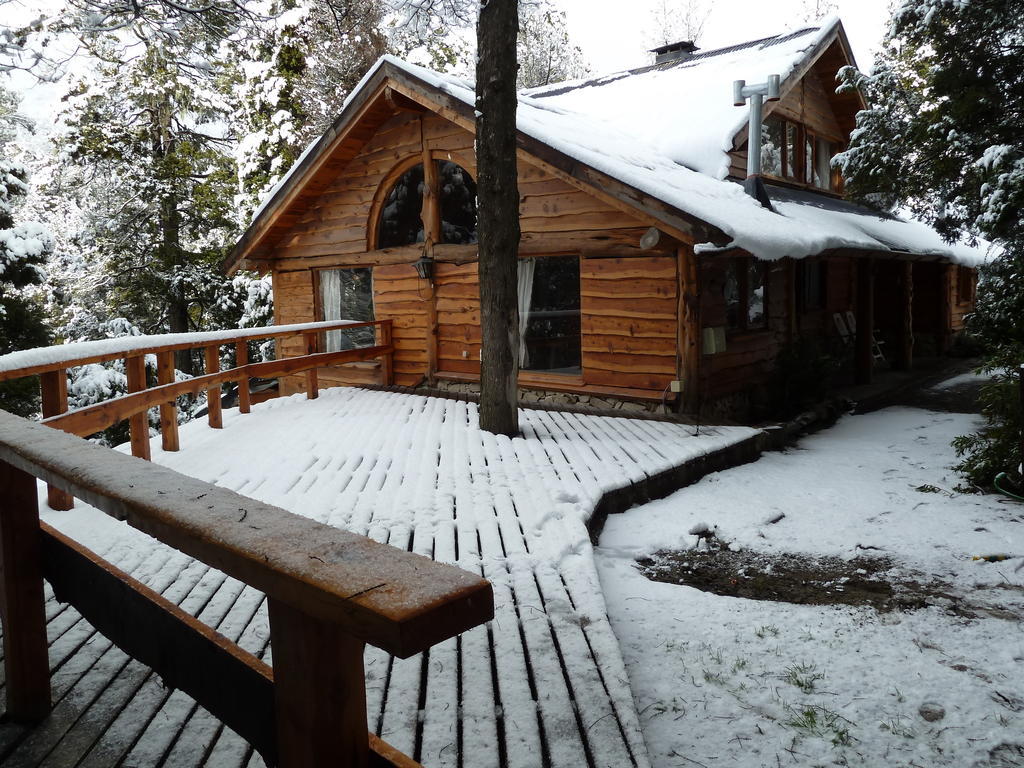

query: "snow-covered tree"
left=837, top=0, right=1024, bottom=489
left=57, top=25, right=237, bottom=373
left=647, top=0, right=711, bottom=49
left=0, top=95, right=53, bottom=415
left=229, top=0, right=388, bottom=219
left=517, top=0, right=587, bottom=89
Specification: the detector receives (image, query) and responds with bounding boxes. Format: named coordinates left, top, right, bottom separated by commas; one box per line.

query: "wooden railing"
left=0, top=408, right=493, bottom=767
left=0, top=319, right=394, bottom=511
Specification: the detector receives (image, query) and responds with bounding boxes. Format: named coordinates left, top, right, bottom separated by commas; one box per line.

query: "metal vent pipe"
left=732, top=74, right=781, bottom=208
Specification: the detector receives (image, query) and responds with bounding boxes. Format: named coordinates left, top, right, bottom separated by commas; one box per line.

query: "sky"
left=555, top=0, right=891, bottom=74
left=4, top=0, right=894, bottom=139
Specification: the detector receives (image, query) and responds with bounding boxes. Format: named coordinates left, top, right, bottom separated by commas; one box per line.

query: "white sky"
left=4, top=0, right=891, bottom=137
left=555, top=0, right=890, bottom=74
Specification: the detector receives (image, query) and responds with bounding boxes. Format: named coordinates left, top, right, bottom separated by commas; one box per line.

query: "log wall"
left=270, top=109, right=681, bottom=398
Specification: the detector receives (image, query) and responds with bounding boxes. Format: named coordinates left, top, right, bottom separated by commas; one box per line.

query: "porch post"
left=39, top=370, right=74, bottom=510
left=267, top=599, right=369, bottom=768
left=126, top=355, right=152, bottom=460
left=855, top=258, right=875, bottom=385
left=0, top=460, right=52, bottom=721
left=156, top=351, right=180, bottom=451
left=679, top=245, right=701, bottom=414
left=895, top=261, right=914, bottom=371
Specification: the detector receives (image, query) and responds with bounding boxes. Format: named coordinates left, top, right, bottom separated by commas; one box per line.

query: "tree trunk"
left=154, top=97, right=193, bottom=376
left=475, top=0, right=521, bottom=437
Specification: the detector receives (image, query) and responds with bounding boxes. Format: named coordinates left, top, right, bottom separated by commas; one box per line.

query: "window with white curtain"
left=319, top=267, right=375, bottom=352
left=518, top=256, right=581, bottom=374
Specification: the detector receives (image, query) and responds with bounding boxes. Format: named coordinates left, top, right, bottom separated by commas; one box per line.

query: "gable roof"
left=227, top=18, right=985, bottom=273
left=523, top=18, right=850, bottom=179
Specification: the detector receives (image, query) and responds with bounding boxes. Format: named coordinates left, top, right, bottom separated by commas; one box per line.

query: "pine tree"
left=517, top=1, right=587, bottom=89
left=57, top=26, right=238, bottom=373
left=838, top=0, right=1024, bottom=489
left=0, top=88, right=53, bottom=415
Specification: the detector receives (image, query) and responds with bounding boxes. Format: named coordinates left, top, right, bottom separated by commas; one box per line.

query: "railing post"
left=156, top=351, right=180, bottom=452
left=125, top=355, right=152, bottom=461
left=380, top=320, right=394, bottom=386
left=303, top=333, right=319, bottom=400
left=267, top=599, right=369, bottom=768
left=0, top=460, right=52, bottom=721
left=236, top=342, right=251, bottom=414
left=39, top=369, right=74, bottom=510
left=205, top=346, right=223, bottom=429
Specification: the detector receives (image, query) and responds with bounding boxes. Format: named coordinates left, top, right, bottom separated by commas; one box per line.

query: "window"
left=785, top=122, right=800, bottom=181
left=518, top=256, right=581, bottom=374
left=758, top=118, right=839, bottom=192
left=438, top=161, right=477, bottom=244
left=377, top=161, right=477, bottom=248
left=761, top=118, right=783, bottom=177
left=814, top=136, right=836, bottom=191
left=725, top=258, right=768, bottom=332
left=319, top=267, right=375, bottom=351
left=957, top=266, right=975, bottom=303
left=797, top=259, right=826, bottom=312
left=378, top=165, right=425, bottom=248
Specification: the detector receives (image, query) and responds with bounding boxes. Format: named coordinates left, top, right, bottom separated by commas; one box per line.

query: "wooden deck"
left=0, top=388, right=757, bottom=768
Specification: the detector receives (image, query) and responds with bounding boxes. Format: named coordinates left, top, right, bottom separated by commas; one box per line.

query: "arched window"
left=378, top=164, right=425, bottom=249
left=438, top=160, right=477, bottom=245
left=376, top=161, right=477, bottom=248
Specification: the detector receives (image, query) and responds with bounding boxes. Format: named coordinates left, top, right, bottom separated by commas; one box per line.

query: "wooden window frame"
left=759, top=118, right=844, bottom=194
left=725, top=257, right=769, bottom=335
left=957, top=266, right=976, bottom=304
left=796, top=259, right=827, bottom=313
left=369, top=151, right=478, bottom=251
left=313, top=266, right=377, bottom=353
left=518, top=253, right=583, bottom=379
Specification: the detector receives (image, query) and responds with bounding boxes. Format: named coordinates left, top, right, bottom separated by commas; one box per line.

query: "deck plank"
left=1, top=388, right=758, bottom=768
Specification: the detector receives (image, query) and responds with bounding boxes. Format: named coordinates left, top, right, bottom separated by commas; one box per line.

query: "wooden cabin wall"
left=269, top=109, right=679, bottom=398
left=580, top=256, right=677, bottom=392
left=951, top=265, right=975, bottom=332
left=698, top=258, right=787, bottom=398
left=433, top=255, right=679, bottom=396
left=697, top=255, right=858, bottom=408
left=435, top=261, right=480, bottom=376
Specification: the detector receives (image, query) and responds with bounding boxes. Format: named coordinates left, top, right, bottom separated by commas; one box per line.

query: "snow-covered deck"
left=1, top=388, right=757, bottom=767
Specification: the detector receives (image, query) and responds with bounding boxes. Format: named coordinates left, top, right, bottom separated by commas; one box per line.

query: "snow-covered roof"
left=523, top=21, right=838, bottom=180
left=238, top=18, right=987, bottom=269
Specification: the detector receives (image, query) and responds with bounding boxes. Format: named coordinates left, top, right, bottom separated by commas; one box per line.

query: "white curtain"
left=320, top=269, right=343, bottom=353
left=517, top=259, right=536, bottom=367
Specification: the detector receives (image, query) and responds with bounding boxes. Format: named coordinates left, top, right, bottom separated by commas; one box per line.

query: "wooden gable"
left=727, top=32, right=865, bottom=182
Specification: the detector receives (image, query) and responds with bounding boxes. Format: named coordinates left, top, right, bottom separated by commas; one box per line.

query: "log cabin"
left=224, top=17, right=984, bottom=418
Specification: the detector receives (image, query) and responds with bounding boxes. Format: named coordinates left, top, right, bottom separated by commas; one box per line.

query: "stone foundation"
left=425, top=378, right=671, bottom=415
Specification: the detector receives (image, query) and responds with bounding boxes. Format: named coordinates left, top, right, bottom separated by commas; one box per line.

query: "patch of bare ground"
left=637, top=549, right=982, bottom=615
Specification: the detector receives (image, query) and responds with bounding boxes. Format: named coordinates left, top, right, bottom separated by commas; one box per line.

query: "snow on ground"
left=930, top=370, right=992, bottom=391
left=597, top=403, right=1024, bottom=768
left=39, top=387, right=757, bottom=767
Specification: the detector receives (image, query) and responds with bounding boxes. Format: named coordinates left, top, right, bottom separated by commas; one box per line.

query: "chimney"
left=650, top=40, right=699, bottom=65
left=732, top=74, right=781, bottom=210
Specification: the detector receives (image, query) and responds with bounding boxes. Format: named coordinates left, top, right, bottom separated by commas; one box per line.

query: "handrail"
left=0, top=319, right=395, bottom=510
left=0, top=319, right=381, bottom=380
left=0, top=409, right=494, bottom=766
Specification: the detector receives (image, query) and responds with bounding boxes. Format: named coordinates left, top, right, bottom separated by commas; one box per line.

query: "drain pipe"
left=733, top=75, right=781, bottom=210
